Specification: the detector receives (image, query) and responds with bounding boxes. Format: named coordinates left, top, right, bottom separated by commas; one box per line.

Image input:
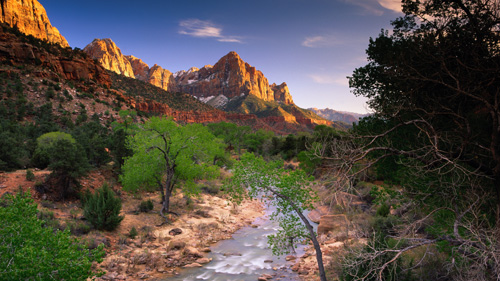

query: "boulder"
left=307, top=205, right=331, bottom=223
left=169, top=228, right=182, bottom=236
left=317, top=214, right=348, bottom=235
left=183, top=246, right=203, bottom=258
left=184, top=262, right=202, bottom=268
left=167, top=240, right=186, bottom=251
left=196, top=257, right=212, bottom=264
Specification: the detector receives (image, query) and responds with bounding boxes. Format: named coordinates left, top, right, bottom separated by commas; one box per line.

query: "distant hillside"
left=308, top=108, right=369, bottom=124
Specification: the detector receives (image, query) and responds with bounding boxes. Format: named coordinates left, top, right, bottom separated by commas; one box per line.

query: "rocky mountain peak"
left=84, top=38, right=135, bottom=78
left=271, top=82, right=294, bottom=105
left=175, top=51, right=286, bottom=105
left=0, top=0, right=69, bottom=47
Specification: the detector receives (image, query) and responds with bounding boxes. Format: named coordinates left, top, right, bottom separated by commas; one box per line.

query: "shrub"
left=376, top=203, right=390, bottom=217
left=138, top=199, right=154, bottom=213
left=25, top=169, right=35, bottom=181
left=82, top=183, right=124, bottom=231
left=129, top=227, right=138, bottom=239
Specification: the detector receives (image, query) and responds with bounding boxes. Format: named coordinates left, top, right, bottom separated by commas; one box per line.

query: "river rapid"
left=164, top=204, right=317, bottom=281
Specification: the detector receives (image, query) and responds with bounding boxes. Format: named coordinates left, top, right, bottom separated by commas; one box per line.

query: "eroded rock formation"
left=0, top=0, right=69, bottom=47
left=84, top=38, right=135, bottom=78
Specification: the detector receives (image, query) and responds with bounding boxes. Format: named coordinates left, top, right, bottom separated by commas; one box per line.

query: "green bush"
left=83, top=183, right=124, bottom=231
left=138, top=199, right=154, bottom=213
left=0, top=192, right=104, bottom=280
left=376, top=203, right=390, bottom=217
left=129, top=227, right=138, bottom=239
left=25, top=169, right=35, bottom=181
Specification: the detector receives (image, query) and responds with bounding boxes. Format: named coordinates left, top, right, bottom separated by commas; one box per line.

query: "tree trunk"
left=295, top=208, right=327, bottom=281
left=271, top=189, right=327, bottom=281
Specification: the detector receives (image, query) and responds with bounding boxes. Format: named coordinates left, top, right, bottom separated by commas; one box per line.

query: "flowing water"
left=164, top=205, right=317, bottom=281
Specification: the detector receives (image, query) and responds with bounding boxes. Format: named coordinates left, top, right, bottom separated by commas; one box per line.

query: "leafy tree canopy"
left=120, top=117, right=224, bottom=219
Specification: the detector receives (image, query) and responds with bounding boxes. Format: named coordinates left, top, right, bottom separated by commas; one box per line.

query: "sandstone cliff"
left=0, top=0, right=69, bottom=47
left=84, top=38, right=177, bottom=92
left=84, top=38, right=135, bottom=78
left=271, top=82, right=293, bottom=105
left=146, top=64, right=177, bottom=93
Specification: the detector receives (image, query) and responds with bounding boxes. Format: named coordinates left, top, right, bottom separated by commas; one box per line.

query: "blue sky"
left=40, top=0, right=403, bottom=114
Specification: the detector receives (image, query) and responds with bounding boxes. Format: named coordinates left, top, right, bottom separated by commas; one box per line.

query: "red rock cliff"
left=0, top=27, right=110, bottom=87
left=0, top=0, right=69, bottom=47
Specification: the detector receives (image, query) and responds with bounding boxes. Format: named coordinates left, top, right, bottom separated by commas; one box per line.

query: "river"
left=164, top=205, right=317, bottom=281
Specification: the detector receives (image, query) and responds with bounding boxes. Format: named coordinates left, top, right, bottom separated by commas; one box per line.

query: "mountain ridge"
left=308, top=107, right=369, bottom=124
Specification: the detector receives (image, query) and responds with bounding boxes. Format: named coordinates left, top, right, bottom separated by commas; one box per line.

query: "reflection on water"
left=164, top=207, right=315, bottom=281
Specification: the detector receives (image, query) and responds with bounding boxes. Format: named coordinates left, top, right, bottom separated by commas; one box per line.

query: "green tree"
left=0, top=192, right=104, bottom=280
left=225, top=153, right=327, bottom=281
left=110, top=110, right=138, bottom=170
left=243, top=129, right=274, bottom=154
left=71, top=118, right=111, bottom=167
left=339, top=0, right=500, bottom=279
left=33, top=132, right=89, bottom=199
left=207, top=122, right=251, bottom=154
left=83, top=183, right=124, bottom=231
left=120, top=117, right=224, bottom=221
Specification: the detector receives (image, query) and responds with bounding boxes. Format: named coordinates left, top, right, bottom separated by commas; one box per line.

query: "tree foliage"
left=0, top=192, right=104, bottom=280
left=337, top=0, right=500, bottom=279
left=120, top=117, right=224, bottom=220
left=83, top=183, right=124, bottom=231
left=33, top=132, right=89, bottom=199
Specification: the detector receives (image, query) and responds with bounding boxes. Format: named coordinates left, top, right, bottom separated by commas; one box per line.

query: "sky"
left=39, top=0, right=404, bottom=114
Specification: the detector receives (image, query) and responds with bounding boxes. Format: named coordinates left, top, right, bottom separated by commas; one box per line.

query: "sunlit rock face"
left=175, top=51, right=293, bottom=104
left=0, top=0, right=69, bottom=47
left=146, top=64, right=178, bottom=93
left=84, top=39, right=178, bottom=92
left=271, top=82, right=294, bottom=105
left=84, top=38, right=135, bottom=78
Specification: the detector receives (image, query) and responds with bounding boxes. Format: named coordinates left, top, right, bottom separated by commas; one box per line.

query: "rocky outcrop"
left=0, top=0, right=69, bottom=47
left=0, top=27, right=110, bottom=87
left=271, top=82, right=293, bottom=105
left=176, top=51, right=291, bottom=104
left=146, top=64, right=177, bottom=93
left=84, top=39, right=178, bottom=92
left=84, top=38, right=135, bottom=78
left=126, top=55, right=149, bottom=80
left=317, top=215, right=348, bottom=235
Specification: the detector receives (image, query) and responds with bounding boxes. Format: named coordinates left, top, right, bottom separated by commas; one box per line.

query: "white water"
left=164, top=206, right=316, bottom=281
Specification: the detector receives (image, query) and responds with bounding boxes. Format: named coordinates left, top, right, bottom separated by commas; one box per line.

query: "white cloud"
left=342, top=0, right=402, bottom=15
left=309, top=74, right=349, bottom=86
left=377, top=0, right=403, bottom=13
left=179, top=19, right=242, bottom=43
left=302, top=35, right=341, bottom=48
